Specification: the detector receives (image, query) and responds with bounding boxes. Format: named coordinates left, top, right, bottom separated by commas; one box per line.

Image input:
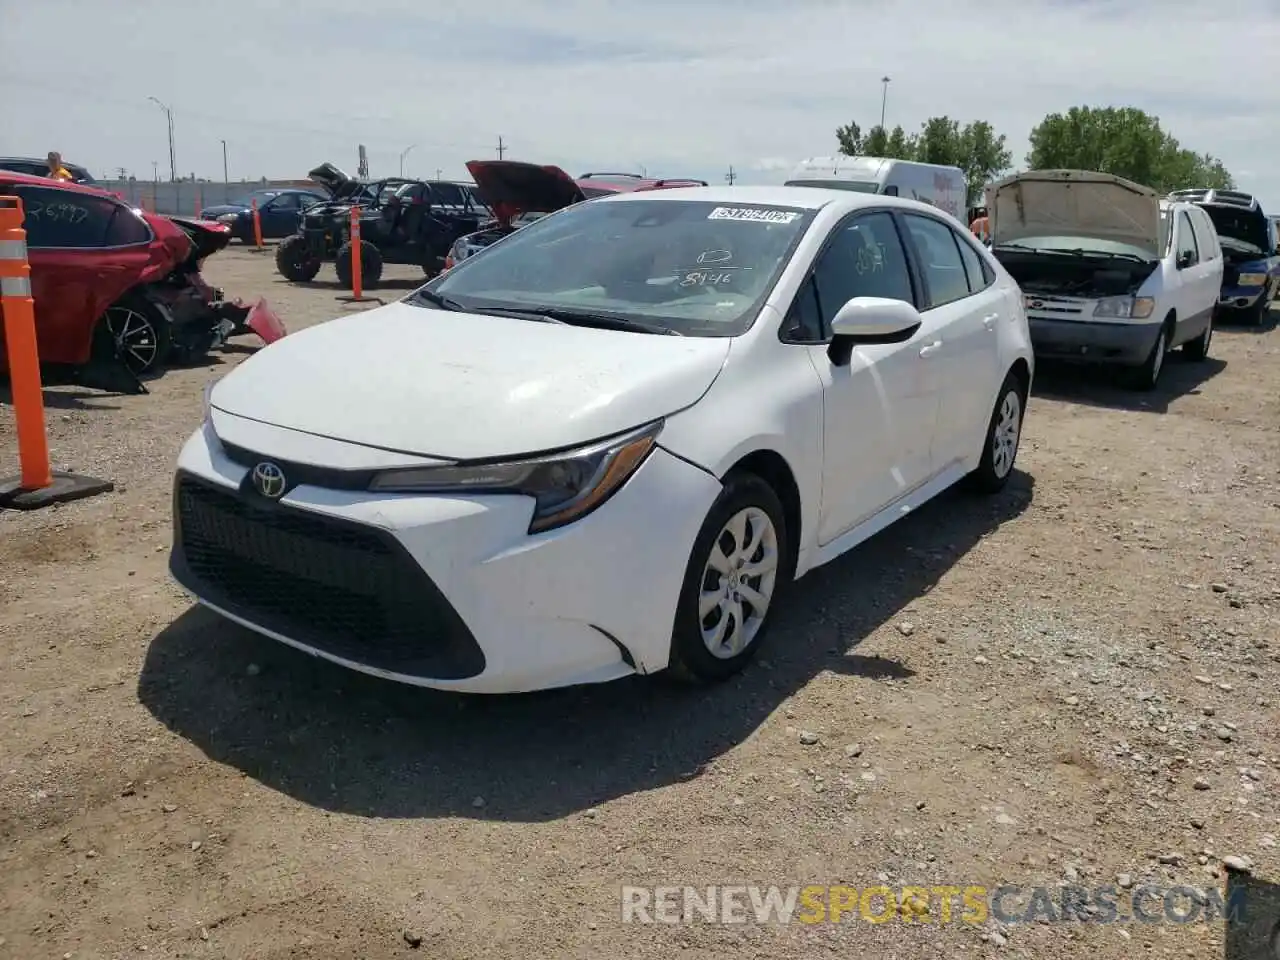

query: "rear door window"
left=901, top=213, right=972, bottom=307
left=7, top=186, right=146, bottom=248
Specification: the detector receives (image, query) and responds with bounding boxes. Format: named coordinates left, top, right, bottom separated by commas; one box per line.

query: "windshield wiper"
left=412, top=289, right=468, bottom=311
left=536, top=309, right=682, bottom=336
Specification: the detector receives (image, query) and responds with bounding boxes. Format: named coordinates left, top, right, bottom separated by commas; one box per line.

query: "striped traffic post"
left=0, top=196, right=113, bottom=510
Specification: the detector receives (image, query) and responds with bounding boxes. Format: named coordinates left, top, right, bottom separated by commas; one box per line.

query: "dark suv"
left=275, top=163, right=485, bottom=286
left=0, top=157, right=96, bottom=184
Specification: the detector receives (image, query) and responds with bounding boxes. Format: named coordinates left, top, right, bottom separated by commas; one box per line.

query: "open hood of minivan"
left=465, top=160, right=586, bottom=215
left=987, top=170, right=1161, bottom=254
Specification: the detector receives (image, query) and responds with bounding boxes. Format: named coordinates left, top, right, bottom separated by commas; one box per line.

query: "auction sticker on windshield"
left=708, top=207, right=801, bottom=224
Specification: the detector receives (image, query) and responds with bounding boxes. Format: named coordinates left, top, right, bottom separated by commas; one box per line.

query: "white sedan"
left=170, top=186, right=1033, bottom=694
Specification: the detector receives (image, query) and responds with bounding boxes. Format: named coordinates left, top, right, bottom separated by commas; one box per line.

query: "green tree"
left=1026, top=106, right=1234, bottom=193
left=836, top=115, right=1011, bottom=205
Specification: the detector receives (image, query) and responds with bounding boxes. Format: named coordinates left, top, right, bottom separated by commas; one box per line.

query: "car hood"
left=199, top=204, right=247, bottom=217
left=209, top=301, right=731, bottom=461
left=988, top=170, right=1161, bottom=254
left=308, top=162, right=360, bottom=199
left=465, top=160, right=586, bottom=215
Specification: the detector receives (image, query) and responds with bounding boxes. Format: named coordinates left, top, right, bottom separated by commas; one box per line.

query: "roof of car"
left=0, top=171, right=115, bottom=198
left=591, top=184, right=895, bottom=211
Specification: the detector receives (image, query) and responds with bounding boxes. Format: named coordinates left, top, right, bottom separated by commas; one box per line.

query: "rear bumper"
left=1028, top=317, right=1160, bottom=365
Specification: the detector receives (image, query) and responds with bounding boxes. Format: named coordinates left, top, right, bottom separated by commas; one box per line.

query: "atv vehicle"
left=275, top=163, right=485, bottom=287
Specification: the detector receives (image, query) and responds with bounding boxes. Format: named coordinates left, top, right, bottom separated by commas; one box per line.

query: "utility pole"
left=221, top=139, right=229, bottom=183
left=879, top=76, right=891, bottom=130
left=399, top=144, right=416, bottom=177
left=725, top=165, right=736, bottom=186
left=116, top=166, right=127, bottom=180
left=147, top=96, right=176, bottom=181
left=496, top=136, right=506, bottom=160
left=435, top=168, right=442, bottom=181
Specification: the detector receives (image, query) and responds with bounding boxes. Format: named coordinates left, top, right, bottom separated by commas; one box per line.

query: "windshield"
left=232, top=190, right=280, bottom=208
left=995, top=234, right=1155, bottom=260
left=422, top=198, right=814, bottom=336
left=785, top=179, right=880, bottom=194
left=1201, top=205, right=1267, bottom=253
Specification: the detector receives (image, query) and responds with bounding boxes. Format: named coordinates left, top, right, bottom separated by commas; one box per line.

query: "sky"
left=1, top=0, right=1278, bottom=213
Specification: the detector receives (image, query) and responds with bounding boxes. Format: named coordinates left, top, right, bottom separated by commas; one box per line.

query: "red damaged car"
left=443, top=161, right=707, bottom=270
left=0, top=173, right=283, bottom=393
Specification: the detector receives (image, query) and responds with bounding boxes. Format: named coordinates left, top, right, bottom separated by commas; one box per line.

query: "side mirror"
left=1176, top=251, right=1196, bottom=269
left=827, top=297, right=923, bottom=367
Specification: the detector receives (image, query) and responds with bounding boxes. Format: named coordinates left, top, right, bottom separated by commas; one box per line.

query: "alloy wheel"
left=104, top=306, right=161, bottom=373
left=699, top=506, right=780, bottom=659
left=992, top=389, right=1022, bottom=479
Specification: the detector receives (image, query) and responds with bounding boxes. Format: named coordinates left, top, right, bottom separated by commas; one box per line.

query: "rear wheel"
left=334, top=239, right=384, bottom=288
left=965, top=371, right=1025, bottom=494
left=1240, top=296, right=1267, bottom=326
left=96, top=296, right=171, bottom=375
left=275, top=234, right=322, bottom=282
left=666, top=473, right=791, bottom=684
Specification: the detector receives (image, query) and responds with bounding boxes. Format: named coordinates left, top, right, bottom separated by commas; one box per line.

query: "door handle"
left=982, top=313, right=999, bottom=330
left=919, top=340, right=943, bottom=358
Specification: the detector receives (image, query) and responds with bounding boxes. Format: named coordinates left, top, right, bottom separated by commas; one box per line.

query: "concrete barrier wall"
left=93, top=180, right=319, bottom=216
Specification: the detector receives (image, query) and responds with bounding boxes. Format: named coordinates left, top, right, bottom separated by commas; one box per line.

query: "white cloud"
left=0, top=0, right=1277, bottom=211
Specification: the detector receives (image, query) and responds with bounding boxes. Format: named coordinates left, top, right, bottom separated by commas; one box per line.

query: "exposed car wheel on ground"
left=275, top=235, right=322, bottom=282
left=966, top=370, right=1025, bottom=495
left=96, top=296, right=171, bottom=376
left=334, top=239, right=383, bottom=288
left=1182, top=315, right=1212, bottom=360
left=1129, top=324, right=1169, bottom=391
left=666, top=473, right=790, bottom=684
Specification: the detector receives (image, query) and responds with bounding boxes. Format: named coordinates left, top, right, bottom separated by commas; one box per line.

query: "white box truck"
left=785, top=156, right=968, bottom=223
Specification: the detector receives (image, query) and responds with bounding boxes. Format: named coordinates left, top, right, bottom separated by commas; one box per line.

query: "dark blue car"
left=200, top=188, right=328, bottom=242
left=1170, top=188, right=1280, bottom=325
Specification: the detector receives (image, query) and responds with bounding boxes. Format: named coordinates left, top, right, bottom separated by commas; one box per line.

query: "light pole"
left=400, top=144, right=416, bottom=177
left=147, top=96, right=176, bottom=182
left=879, top=76, right=891, bottom=130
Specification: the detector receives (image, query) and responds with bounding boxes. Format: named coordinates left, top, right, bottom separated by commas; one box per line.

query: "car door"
left=898, top=211, right=1003, bottom=468
left=2, top=184, right=156, bottom=365
left=1171, top=209, right=1208, bottom=342
left=782, top=209, right=941, bottom=546
left=1187, top=207, right=1223, bottom=329
left=261, top=192, right=302, bottom=237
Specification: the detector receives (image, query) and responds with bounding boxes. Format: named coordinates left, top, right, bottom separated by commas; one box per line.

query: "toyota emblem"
left=251, top=461, right=287, bottom=499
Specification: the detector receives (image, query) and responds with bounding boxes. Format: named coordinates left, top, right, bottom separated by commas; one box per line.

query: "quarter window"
left=902, top=213, right=971, bottom=308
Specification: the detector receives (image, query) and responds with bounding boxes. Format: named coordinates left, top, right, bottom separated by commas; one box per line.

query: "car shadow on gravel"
left=137, top=470, right=1034, bottom=823
left=1031, top=355, right=1227, bottom=414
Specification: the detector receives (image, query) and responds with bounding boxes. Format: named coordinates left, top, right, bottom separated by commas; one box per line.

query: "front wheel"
left=1128, top=325, right=1168, bottom=391
left=666, top=474, right=791, bottom=684
left=275, top=234, right=322, bottom=282
left=965, top=371, right=1024, bottom=494
left=1182, top=315, right=1212, bottom=361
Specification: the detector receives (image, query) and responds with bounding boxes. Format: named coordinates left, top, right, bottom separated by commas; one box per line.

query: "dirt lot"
left=1, top=245, right=1278, bottom=959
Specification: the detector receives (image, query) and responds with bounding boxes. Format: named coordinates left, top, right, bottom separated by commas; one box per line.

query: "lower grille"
left=171, top=474, right=486, bottom=679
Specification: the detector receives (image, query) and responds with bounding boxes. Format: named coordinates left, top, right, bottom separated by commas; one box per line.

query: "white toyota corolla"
left=170, top=185, right=1033, bottom=694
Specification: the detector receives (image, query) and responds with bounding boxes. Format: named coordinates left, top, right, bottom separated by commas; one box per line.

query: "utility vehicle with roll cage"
left=275, top=162, right=488, bottom=287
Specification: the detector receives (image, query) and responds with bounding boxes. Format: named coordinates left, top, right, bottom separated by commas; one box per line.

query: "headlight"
left=368, top=420, right=663, bottom=534
left=449, top=238, right=469, bottom=261
left=1093, top=296, right=1155, bottom=320
left=1236, top=272, right=1266, bottom=287
left=216, top=213, right=239, bottom=224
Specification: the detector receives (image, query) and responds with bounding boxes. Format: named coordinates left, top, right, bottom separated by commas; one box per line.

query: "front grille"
left=171, top=474, right=486, bottom=679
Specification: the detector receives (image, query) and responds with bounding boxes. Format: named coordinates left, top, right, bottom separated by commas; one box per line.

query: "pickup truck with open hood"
left=986, top=169, right=1222, bottom=390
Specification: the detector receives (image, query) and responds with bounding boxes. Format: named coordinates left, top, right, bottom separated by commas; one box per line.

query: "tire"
left=965, top=370, right=1025, bottom=495
left=96, top=295, right=171, bottom=376
left=1182, top=314, right=1212, bottom=360
left=334, top=239, right=383, bottom=288
left=275, top=234, right=322, bottom=282
left=666, top=473, right=792, bottom=684
left=1241, top=296, right=1267, bottom=327
left=1128, top=324, right=1169, bottom=391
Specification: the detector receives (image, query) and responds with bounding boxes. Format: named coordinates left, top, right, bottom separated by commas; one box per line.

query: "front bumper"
left=1218, top=286, right=1266, bottom=309
left=168, top=422, right=721, bottom=693
left=1028, top=317, right=1161, bottom=365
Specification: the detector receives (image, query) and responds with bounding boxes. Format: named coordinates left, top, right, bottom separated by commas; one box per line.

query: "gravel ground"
left=1, top=246, right=1278, bottom=959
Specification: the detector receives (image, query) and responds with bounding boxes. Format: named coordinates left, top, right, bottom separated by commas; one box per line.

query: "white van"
left=986, top=169, right=1222, bottom=390
left=785, top=156, right=967, bottom=222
